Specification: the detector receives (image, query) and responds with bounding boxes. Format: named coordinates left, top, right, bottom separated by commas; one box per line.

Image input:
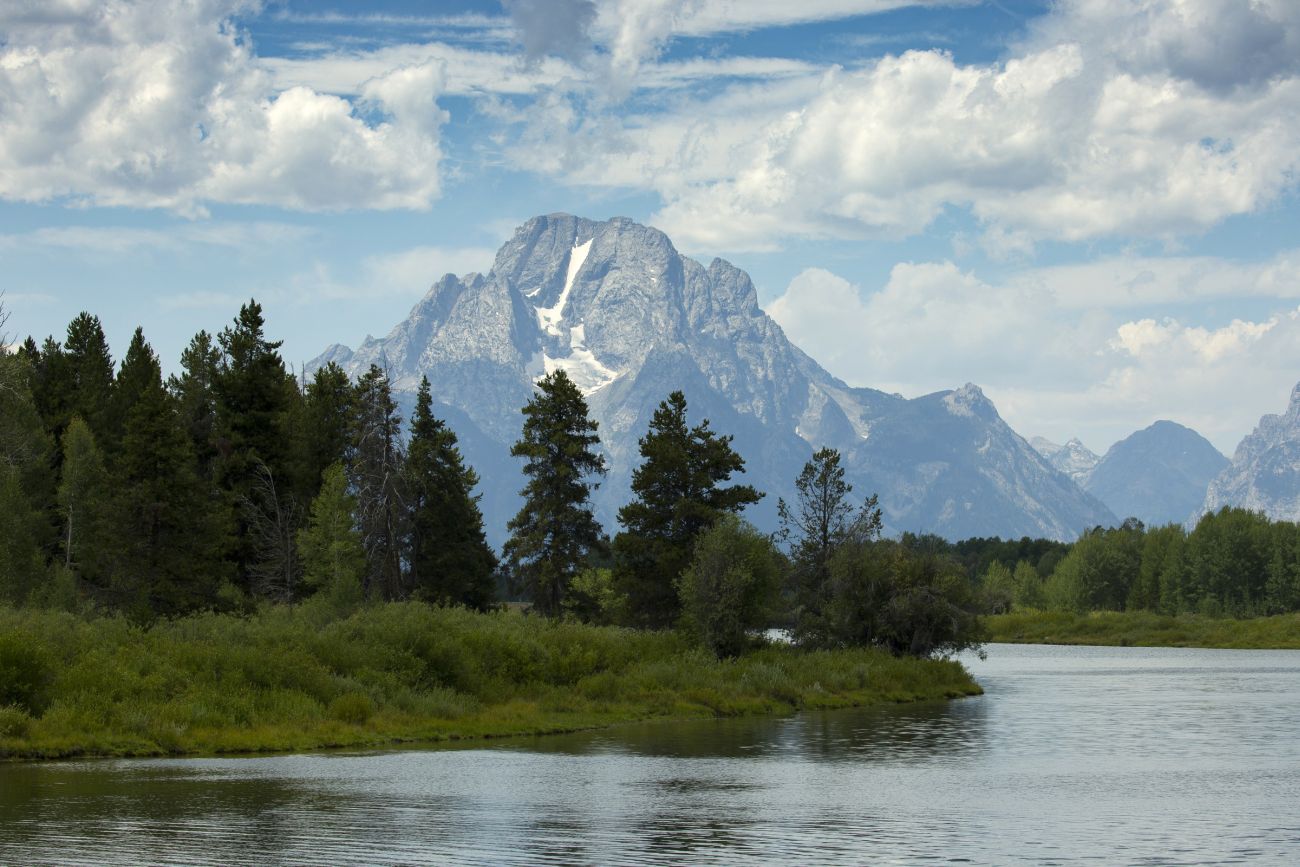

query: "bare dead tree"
left=242, top=457, right=303, bottom=602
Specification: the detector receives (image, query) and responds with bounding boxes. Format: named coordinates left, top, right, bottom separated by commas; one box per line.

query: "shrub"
left=328, top=692, right=374, bottom=725
left=678, top=516, right=782, bottom=658
left=0, top=631, right=54, bottom=715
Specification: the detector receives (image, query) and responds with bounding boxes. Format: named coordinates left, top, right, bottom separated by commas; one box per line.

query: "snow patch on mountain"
left=536, top=238, right=591, bottom=336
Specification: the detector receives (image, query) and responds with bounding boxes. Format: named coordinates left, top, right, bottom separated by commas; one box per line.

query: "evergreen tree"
left=57, top=418, right=110, bottom=582
left=167, top=330, right=221, bottom=476
left=107, top=327, right=157, bottom=448
left=0, top=352, right=54, bottom=604
left=349, top=365, right=406, bottom=600
left=504, top=370, right=607, bottom=617
left=405, top=377, right=497, bottom=610
left=213, top=300, right=297, bottom=590
left=301, top=362, right=353, bottom=502
left=63, top=312, right=115, bottom=439
left=106, top=332, right=226, bottom=616
left=298, top=462, right=365, bottom=610
left=778, top=447, right=880, bottom=637
left=24, top=336, right=75, bottom=448
left=613, top=391, right=761, bottom=629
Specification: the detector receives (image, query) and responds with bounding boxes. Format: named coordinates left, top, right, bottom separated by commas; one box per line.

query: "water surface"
left=3, top=644, right=1299, bottom=864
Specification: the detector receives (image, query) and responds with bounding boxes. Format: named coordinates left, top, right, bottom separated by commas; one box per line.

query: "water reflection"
left=3, top=644, right=1300, bottom=865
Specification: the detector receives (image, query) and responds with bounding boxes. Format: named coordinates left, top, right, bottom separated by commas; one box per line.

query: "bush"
left=328, top=692, right=374, bottom=725
left=0, top=631, right=54, bottom=715
left=678, top=516, right=782, bottom=658
left=0, top=704, right=32, bottom=738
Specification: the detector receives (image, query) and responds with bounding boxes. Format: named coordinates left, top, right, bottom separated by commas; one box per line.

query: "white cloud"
left=766, top=256, right=1300, bottom=454
left=0, top=222, right=316, bottom=254
left=490, top=0, right=1300, bottom=250
left=0, top=0, right=450, bottom=212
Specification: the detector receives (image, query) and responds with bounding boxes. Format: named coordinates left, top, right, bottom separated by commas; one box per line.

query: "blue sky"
left=2, top=0, right=1299, bottom=454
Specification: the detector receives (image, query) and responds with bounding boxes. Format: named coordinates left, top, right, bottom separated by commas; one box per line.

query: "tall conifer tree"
left=405, top=377, right=496, bottom=610
left=64, top=312, right=115, bottom=439
left=504, top=370, right=606, bottom=617
left=168, top=330, right=221, bottom=476
left=349, top=365, right=406, bottom=600
left=106, top=332, right=225, bottom=616
left=612, top=390, right=761, bottom=629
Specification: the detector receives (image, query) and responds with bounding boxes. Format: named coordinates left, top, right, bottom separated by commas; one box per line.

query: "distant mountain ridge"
left=1086, top=421, right=1228, bottom=526
left=1029, top=437, right=1100, bottom=484
left=313, top=214, right=1116, bottom=543
left=1202, top=383, right=1300, bottom=522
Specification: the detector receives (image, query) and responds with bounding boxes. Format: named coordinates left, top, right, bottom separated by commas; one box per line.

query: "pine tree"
left=213, top=300, right=297, bottom=591
left=167, top=330, right=221, bottom=476
left=107, top=327, right=157, bottom=448
left=63, top=312, right=115, bottom=439
left=405, top=377, right=497, bottom=610
left=504, top=369, right=607, bottom=617
left=106, top=332, right=226, bottom=617
left=298, top=462, right=365, bottom=610
left=25, top=336, right=75, bottom=448
left=349, top=365, right=406, bottom=600
left=0, top=351, right=54, bottom=604
left=613, top=390, right=761, bottom=629
left=57, top=417, right=110, bottom=582
left=777, top=447, right=880, bottom=639
left=301, top=362, right=353, bottom=502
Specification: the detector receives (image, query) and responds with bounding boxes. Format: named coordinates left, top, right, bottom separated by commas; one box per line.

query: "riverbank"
left=0, top=603, right=980, bottom=760
left=987, top=609, right=1300, bottom=649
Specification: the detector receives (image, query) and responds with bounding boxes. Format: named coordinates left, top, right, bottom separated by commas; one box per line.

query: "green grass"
left=987, top=608, right=1300, bottom=649
left=0, top=602, right=980, bottom=760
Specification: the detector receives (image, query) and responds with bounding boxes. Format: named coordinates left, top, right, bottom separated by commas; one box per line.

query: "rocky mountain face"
left=1201, top=384, right=1300, bottom=523
left=313, top=214, right=1116, bottom=544
left=1029, top=437, right=1100, bottom=485
left=1082, top=421, right=1228, bottom=526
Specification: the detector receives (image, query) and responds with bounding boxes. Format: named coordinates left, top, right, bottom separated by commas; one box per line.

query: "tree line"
left=1, top=300, right=989, bottom=657
left=975, top=511, right=1300, bottom=618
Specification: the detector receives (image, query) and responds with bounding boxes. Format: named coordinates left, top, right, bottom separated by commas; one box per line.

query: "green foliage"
left=778, top=447, right=881, bottom=641
left=106, top=332, right=227, bottom=616
left=987, top=608, right=1300, bottom=649
left=57, top=417, right=110, bottom=581
left=678, top=516, right=782, bottom=658
left=613, top=391, right=762, bottom=629
left=1012, top=560, right=1043, bottom=609
left=0, top=603, right=979, bottom=758
left=301, top=361, right=353, bottom=501
left=980, top=561, right=1015, bottom=614
left=298, top=462, right=365, bottom=612
left=564, top=567, right=626, bottom=625
left=818, top=540, right=986, bottom=658
left=405, top=377, right=496, bottom=610
left=167, top=329, right=221, bottom=476
left=505, top=370, right=607, bottom=617
left=0, top=631, right=54, bottom=715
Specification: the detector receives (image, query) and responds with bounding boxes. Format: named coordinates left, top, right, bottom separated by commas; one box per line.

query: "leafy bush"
left=328, top=692, right=374, bottom=724
left=678, top=517, right=782, bottom=658
left=0, top=631, right=53, bottom=715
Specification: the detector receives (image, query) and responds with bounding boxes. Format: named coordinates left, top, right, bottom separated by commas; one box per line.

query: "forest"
left=4, top=299, right=1298, bottom=658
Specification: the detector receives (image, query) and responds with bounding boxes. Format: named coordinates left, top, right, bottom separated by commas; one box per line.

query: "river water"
left=2, top=644, right=1299, bottom=865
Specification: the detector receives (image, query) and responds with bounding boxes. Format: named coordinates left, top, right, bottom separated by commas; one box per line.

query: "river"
left=3, top=644, right=1299, bottom=865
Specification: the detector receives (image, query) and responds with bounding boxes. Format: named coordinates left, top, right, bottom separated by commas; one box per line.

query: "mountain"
left=312, top=214, right=1116, bottom=544
left=1029, top=437, right=1100, bottom=484
left=1201, top=383, right=1300, bottom=522
left=1082, top=421, right=1227, bottom=526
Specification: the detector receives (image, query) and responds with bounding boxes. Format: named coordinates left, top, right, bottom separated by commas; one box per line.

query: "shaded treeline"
left=5, top=300, right=989, bottom=659
left=973, top=512, right=1300, bottom=618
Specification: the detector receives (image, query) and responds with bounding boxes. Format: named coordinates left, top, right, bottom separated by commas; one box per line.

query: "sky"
left=2, top=0, right=1299, bottom=456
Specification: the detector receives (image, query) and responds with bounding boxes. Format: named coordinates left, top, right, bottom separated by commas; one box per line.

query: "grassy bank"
left=0, top=603, right=980, bottom=760
left=987, top=609, right=1300, bottom=649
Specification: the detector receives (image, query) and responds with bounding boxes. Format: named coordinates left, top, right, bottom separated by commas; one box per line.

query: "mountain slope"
left=314, top=214, right=1115, bottom=543
left=1029, top=437, right=1100, bottom=484
left=1201, top=384, right=1300, bottom=522
left=1084, top=421, right=1227, bottom=526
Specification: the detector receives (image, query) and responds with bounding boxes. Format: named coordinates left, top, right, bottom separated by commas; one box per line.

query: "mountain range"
left=310, top=214, right=1123, bottom=544
left=315, top=213, right=1287, bottom=545
left=1201, top=384, right=1300, bottom=523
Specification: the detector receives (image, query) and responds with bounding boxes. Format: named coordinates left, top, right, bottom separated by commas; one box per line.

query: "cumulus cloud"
left=492, top=0, right=1300, bottom=250
left=766, top=256, right=1300, bottom=453
left=0, top=0, right=449, bottom=212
